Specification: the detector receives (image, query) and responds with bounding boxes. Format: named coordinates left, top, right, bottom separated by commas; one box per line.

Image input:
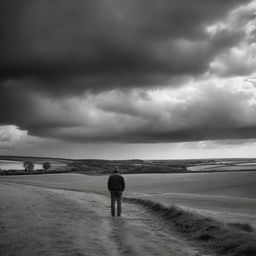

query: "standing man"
left=108, top=167, right=125, bottom=217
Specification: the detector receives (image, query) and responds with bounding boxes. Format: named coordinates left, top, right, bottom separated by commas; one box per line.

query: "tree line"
left=23, top=161, right=51, bottom=172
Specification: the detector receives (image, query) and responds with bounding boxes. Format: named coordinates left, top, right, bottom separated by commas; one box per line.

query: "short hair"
left=113, top=167, right=119, bottom=173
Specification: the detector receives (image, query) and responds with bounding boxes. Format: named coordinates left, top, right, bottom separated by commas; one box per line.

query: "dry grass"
left=227, top=222, right=254, bottom=233
left=124, top=197, right=256, bottom=256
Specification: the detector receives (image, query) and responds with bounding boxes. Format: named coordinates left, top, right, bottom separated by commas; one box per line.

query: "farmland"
left=1, top=166, right=256, bottom=256
left=1, top=155, right=256, bottom=174
left=1, top=170, right=255, bottom=227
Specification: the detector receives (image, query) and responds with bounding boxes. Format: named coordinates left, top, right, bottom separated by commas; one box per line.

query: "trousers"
left=110, top=191, right=123, bottom=216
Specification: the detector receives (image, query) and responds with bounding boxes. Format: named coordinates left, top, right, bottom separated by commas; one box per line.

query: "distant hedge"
left=0, top=169, right=71, bottom=175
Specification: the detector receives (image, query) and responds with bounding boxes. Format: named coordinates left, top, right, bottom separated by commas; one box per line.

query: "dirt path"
left=0, top=182, right=212, bottom=256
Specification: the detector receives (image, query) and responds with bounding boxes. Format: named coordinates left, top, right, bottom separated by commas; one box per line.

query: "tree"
left=23, top=161, right=35, bottom=172
left=42, top=161, right=51, bottom=171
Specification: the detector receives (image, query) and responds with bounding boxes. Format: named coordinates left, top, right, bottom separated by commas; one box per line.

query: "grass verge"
left=124, top=197, right=256, bottom=256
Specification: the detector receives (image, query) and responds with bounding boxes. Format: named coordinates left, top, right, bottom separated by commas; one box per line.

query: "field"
left=1, top=171, right=255, bottom=226
left=1, top=169, right=256, bottom=255
left=2, top=155, right=256, bottom=174
left=186, top=159, right=256, bottom=172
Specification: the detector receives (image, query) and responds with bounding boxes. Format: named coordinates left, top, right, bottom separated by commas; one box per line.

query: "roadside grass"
left=124, top=197, right=256, bottom=256
left=227, top=222, right=254, bottom=233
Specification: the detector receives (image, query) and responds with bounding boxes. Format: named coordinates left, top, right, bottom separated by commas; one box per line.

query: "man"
left=108, top=167, right=125, bottom=217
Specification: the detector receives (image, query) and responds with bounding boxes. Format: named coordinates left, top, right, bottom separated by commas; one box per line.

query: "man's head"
left=113, top=167, right=119, bottom=173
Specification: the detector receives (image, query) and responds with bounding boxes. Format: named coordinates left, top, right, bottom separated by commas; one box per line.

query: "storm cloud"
left=0, top=0, right=251, bottom=92
left=0, top=0, right=256, bottom=153
left=2, top=78, right=256, bottom=143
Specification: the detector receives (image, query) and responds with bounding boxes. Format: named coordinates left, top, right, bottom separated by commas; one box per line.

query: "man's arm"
left=121, top=176, right=125, bottom=191
left=107, top=176, right=111, bottom=191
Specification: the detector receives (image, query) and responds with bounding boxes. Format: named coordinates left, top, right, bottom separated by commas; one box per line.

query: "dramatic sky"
left=1, top=0, right=256, bottom=159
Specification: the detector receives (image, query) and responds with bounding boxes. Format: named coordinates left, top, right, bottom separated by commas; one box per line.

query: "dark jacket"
left=108, top=173, right=125, bottom=192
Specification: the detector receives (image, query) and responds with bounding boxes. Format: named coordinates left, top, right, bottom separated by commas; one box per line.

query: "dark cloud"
left=2, top=81, right=256, bottom=143
left=0, top=81, right=82, bottom=130
left=0, top=0, right=249, bottom=93
left=1, top=0, right=256, bottom=148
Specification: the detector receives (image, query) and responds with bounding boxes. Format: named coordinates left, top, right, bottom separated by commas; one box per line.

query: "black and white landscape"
left=0, top=1, right=256, bottom=256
